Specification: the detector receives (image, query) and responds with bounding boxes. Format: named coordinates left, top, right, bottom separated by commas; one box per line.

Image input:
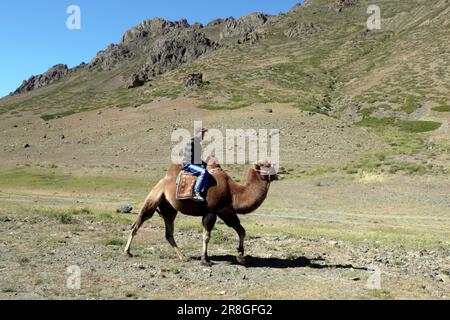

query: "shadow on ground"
left=208, top=255, right=368, bottom=270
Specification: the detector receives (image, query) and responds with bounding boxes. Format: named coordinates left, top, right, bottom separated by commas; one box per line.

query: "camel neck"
left=231, top=167, right=269, bottom=214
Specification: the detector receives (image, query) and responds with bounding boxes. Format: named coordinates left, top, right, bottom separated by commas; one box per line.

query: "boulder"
left=116, top=205, right=133, bottom=214
left=237, top=32, right=262, bottom=45
left=183, top=73, right=203, bottom=89
left=127, top=73, right=147, bottom=89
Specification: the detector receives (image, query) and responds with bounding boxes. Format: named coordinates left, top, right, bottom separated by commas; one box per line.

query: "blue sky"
left=0, top=0, right=301, bottom=98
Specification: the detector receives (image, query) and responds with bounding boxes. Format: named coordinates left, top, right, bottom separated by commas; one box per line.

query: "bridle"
left=253, top=163, right=277, bottom=185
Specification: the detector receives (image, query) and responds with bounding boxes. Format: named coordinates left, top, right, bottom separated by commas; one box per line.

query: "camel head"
left=253, top=160, right=279, bottom=182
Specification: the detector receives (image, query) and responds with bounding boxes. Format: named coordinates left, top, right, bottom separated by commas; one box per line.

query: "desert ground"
left=0, top=99, right=449, bottom=300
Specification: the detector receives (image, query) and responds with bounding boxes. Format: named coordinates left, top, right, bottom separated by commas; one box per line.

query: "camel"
left=124, top=160, right=277, bottom=266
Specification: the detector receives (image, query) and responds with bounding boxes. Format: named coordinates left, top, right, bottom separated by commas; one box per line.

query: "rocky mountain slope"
left=12, top=64, right=70, bottom=95
left=9, top=11, right=270, bottom=95
left=1, top=0, right=449, bottom=132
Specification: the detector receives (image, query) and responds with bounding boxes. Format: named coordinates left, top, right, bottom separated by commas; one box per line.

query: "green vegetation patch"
left=0, top=167, right=149, bottom=194
left=399, top=121, right=441, bottom=133
left=355, top=117, right=396, bottom=128
left=356, top=118, right=441, bottom=133
left=41, top=110, right=79, bottom=121
left=105, top=238, right=125, bottom=246
left=199, top=99, right=252, bottom=110
left=402, top=95, right=421, bottom=114
left=431, top=105, right=450, bottom=112
left=57, top=212, right=74, bottom=224
left=388, top=163, right=426, bottom=175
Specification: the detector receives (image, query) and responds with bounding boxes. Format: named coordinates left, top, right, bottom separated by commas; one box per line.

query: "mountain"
left=1, top=0, right=449, bottom=129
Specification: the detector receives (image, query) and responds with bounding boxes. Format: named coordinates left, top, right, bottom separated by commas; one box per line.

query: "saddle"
left=175, top=167, right=222, bottom=200
left=176, top=172, right=198, bottom=200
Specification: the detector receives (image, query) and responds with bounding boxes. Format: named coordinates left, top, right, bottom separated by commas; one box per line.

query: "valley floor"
left=0, top=172, right=448, bottom=300
left=0, top=101, right=448, bottom=300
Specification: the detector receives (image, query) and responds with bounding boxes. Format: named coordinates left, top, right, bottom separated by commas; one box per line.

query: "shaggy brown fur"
left=124, top=161, right=276, bottom=266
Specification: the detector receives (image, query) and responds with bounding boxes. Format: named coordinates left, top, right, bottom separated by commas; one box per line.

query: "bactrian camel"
left=124, top=161, right=277, bottom=266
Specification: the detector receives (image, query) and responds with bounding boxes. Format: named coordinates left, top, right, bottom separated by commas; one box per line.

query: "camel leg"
left=201, top=212, right=217, bottom=266
left=124, top=180, right=164, bottom=257
left=160, top=200, right=188, bottom=262
left=221, top=213, right=246, bottom=265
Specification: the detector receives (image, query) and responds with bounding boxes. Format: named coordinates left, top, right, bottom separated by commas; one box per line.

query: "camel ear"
left=256, top=160, right=270, bottom=168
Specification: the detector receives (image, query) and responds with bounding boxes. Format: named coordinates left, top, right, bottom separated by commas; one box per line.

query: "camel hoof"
left=125, top=251, right=134, bottom=258
left=236, top=255, right=246, bottom=266
left=201, top=259, right=212, bottom=267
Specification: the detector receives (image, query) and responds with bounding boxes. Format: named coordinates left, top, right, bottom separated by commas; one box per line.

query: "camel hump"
left=206, top=156, right=223, bottom=173
left=168, top=163, right=182, bottom=171
left=206, top=153, right=223, bottom=174
left=165, top=163, right=182, bottom=179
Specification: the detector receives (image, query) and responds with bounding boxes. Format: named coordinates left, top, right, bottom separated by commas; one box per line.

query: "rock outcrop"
left=220, top=13, right=269, bottom=39
left=192, top=22, right=204, bottom=30
left=128, top=29, right=216, bottom=88
left=12, top=64, right=70, bottom=95
left=237, top=32, right=263, bottom=45
left=206, top=19, right=224, bottom=27
left=89, top=44, right=134, bottom=70
left=12, top=12, right=270, bottom=95
left=289, top=3, right=303, bottom=13
left=284, top=22, right=320, bottom=38
left=335, top=0, right=359, bottom=11
left=121, top=18, right=190, bottom=43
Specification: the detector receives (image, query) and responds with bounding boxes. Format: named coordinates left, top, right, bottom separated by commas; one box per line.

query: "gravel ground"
left=0, top=209, right=448, bottom=300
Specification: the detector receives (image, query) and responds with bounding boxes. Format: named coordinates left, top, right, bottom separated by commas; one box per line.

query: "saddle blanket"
left=176, top=171, right=198, bottom=200
left=176, top=167, right=222, bottom=200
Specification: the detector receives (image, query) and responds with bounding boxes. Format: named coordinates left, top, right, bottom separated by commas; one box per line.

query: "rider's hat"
left=195, top=127, right=209, bottom=135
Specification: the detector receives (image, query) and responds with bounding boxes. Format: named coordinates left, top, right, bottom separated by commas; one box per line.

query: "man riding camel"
left=182, top=127, right=210, bottom=202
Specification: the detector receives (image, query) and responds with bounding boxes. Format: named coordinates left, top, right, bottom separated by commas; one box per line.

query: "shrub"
left=105, top=239, right=125, bottom=246
left=58, top=213, right=73, bottom=224
left=376, top=153, right=387, bottom=162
